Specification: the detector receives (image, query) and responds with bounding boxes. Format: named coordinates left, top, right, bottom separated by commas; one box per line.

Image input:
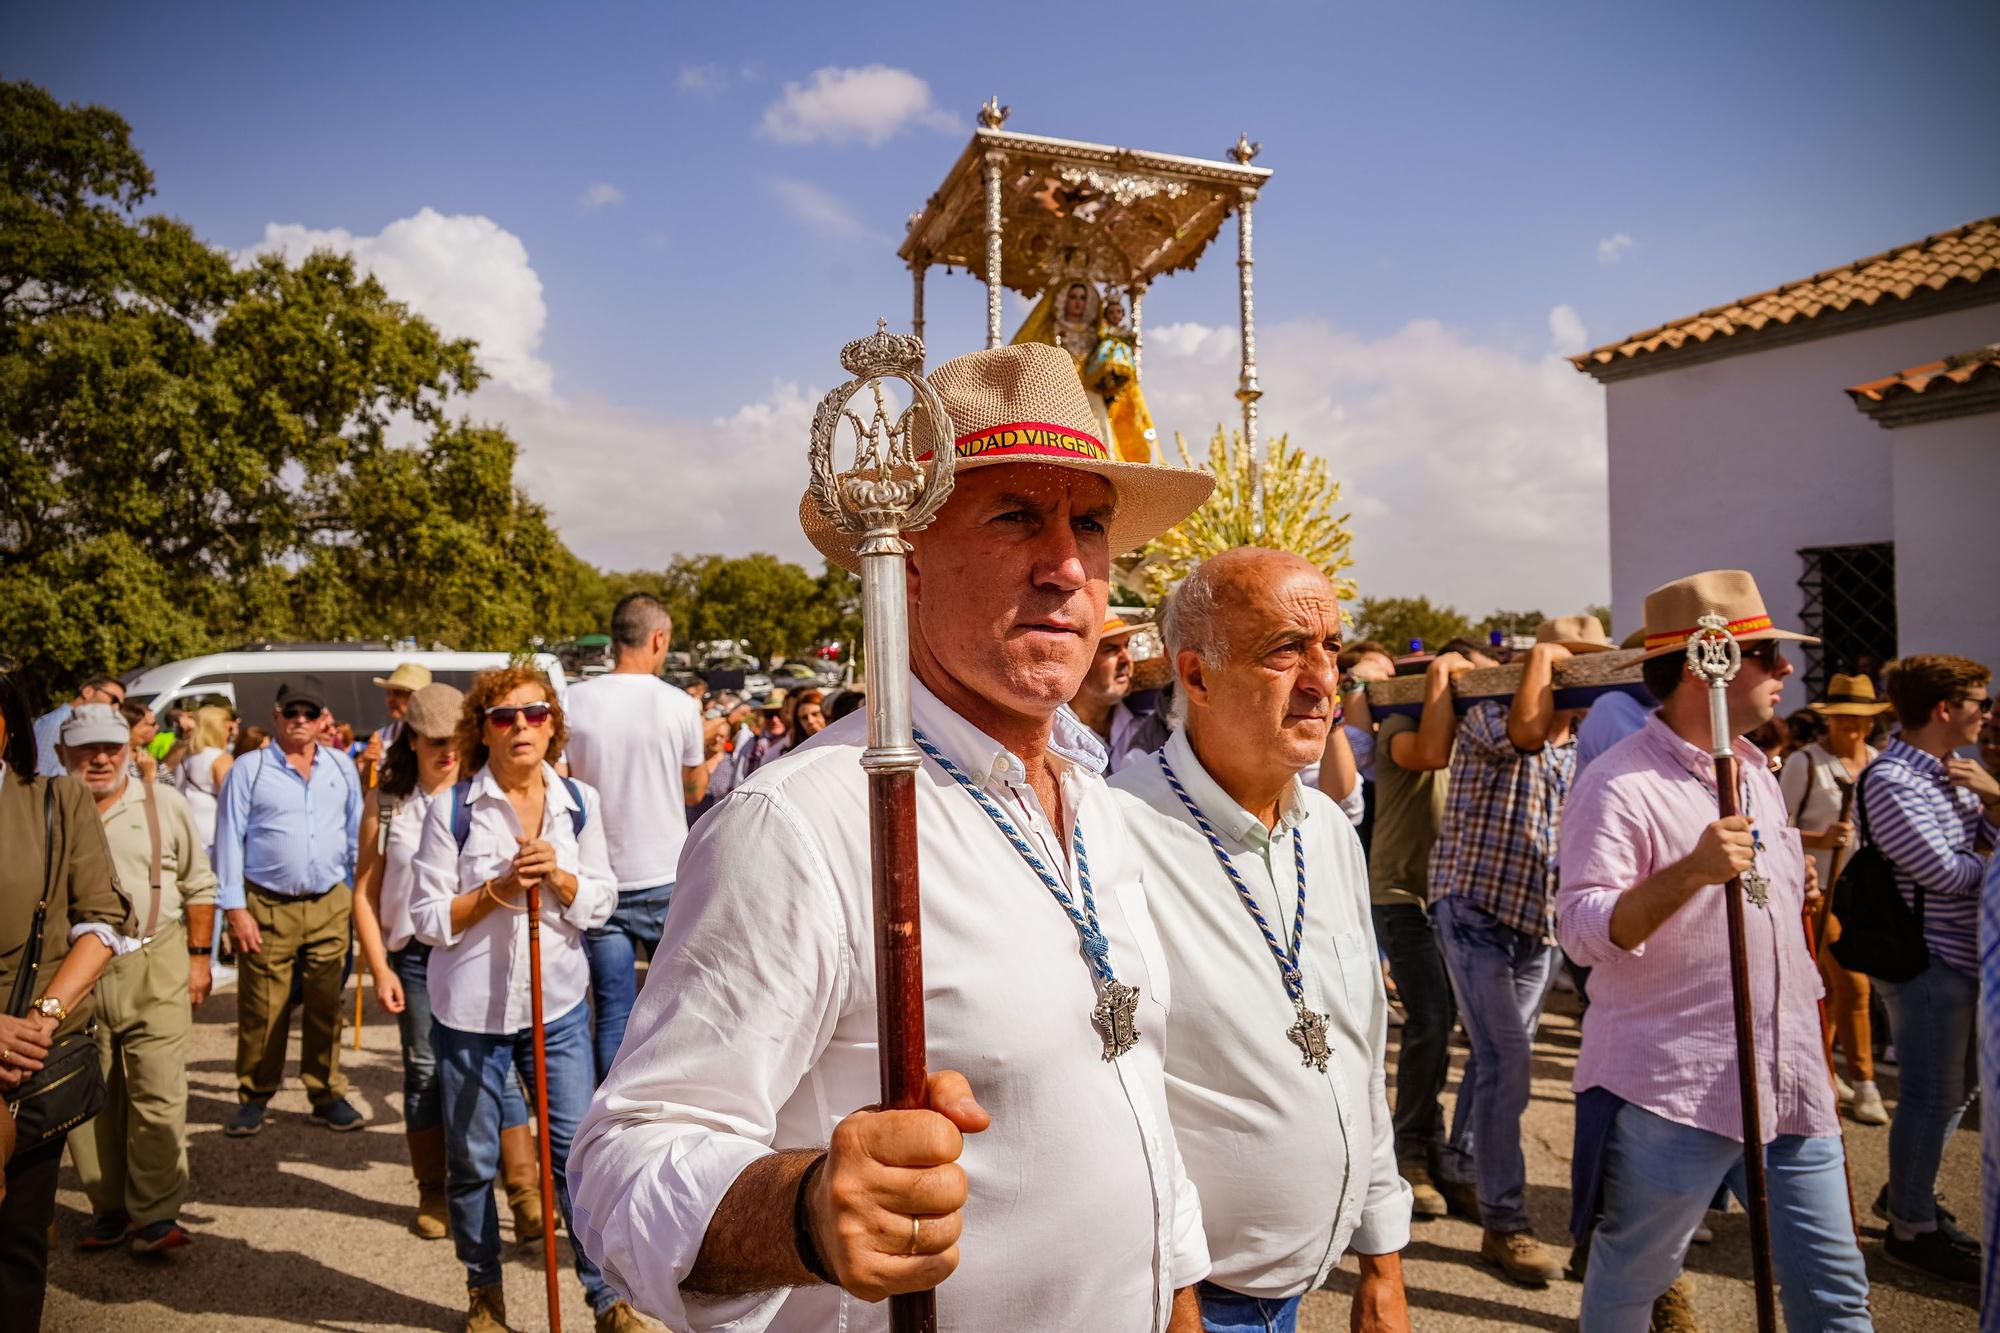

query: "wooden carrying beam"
left=1363, top=649, right=1651, bottom=719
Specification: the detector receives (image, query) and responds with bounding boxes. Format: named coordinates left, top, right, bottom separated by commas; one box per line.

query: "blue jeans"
left=1198, top=1280, right=1300, bottom=1333
left=390, top=943, right=527, bottom=1134
left=1432, top=894, right=1557, bottom=1232
left=1876, top=954, right=1978, bottom=1232
left=434, top=1004, right=615, bottom=1312
left=1583, top=1103, right=1870, bottom=1332
left=583, top=880, right=673, bottom=1079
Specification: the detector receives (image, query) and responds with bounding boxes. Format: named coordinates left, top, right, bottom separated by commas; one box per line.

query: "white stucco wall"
left=1595, top=300, right=1999, bottom=708
left=1891, top=409, right=2000, bottom=671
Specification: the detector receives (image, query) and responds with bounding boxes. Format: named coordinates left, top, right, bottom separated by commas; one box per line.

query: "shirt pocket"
left=1330, top=928, right=1377, bottom=1016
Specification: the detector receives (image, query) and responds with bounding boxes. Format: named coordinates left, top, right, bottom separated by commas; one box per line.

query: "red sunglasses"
left=485, top=702, right=553, bottom=729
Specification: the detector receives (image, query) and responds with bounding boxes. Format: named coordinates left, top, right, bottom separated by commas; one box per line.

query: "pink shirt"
left=1556, top=715, right=1838, bottom=1143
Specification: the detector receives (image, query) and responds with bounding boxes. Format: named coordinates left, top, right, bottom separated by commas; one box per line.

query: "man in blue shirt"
left=213, top=681, right=365, bottom=1136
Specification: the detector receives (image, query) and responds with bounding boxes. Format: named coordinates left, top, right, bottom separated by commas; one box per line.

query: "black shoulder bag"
left=1828, top=763, right=1930, bottom=984
left=4, top=781, right=109, bottom=1156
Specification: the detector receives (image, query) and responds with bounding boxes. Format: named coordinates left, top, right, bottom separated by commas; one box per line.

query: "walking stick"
left=1686, top=614, right=1777, bottom=1333
left=1801, top=777, right=1862, bottom=1239
left=525, top=880, right=563, bottom=1333
left=806, top=323, right=957, bottom=1333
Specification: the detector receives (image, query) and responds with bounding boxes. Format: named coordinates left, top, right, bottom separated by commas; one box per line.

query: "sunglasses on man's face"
left=1962, top=696, right=1994, bottom=715
left=281, top=703, right=323, bottom=722
left=1741, top=641, right=1784, bottom=671
left=485, top=702, right=553, bottom=729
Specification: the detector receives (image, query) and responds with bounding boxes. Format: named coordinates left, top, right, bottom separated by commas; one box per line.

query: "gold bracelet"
left=482, top=880, right=530, bottom=913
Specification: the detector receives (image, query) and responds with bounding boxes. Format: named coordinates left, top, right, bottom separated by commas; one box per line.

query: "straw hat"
left=1535, top=615, right=1614, bottom=654
left=372, top=662, right=432, bottom=692
left=1099, top=615, right=1143, bottom=643
left=1638, top=570, right=1817, bottom=661
left=1810, top=673, right=1892, bottom=717
left=801, top=343, right=1214, bottom=574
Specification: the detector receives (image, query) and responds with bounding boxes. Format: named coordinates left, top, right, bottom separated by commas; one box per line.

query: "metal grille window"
left=1796, top=543, right=1896, bottom=697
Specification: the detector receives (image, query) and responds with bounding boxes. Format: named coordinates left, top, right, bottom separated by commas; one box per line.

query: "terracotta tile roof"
left=1847, top=345, right=2000, bottom=405
left=1573, top=215, right=1999, bottom=372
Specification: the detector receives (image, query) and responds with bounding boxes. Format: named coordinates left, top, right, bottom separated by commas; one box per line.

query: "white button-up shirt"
left=408, top=763, right=617, bottom=1034
left=570, top=679, right=1209, bottom=1332
left=1111, top=729, right=1411, bottom=1298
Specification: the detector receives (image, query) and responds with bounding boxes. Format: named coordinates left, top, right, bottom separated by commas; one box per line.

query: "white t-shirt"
left=562, top=673, right=706, bottom=891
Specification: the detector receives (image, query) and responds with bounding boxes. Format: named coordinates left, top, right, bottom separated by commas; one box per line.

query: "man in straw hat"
left=361, top=662, right=433, bottom=776
left=1429, top=613, right=1611, bottom=1285
left=1109, top=548, right=1412, bottom=1331
left=1555, top=570, right=1869, bottom=1330
left=1068, top=615, right=1168, bottom=774
left=571, top=342, right=1216, bottom=1330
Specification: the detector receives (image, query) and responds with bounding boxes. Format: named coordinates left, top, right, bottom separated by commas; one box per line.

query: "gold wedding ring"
left=906, top=1215, right=922, bottom=1256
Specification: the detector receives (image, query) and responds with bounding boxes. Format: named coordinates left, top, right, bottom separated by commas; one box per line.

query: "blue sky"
left=8, top=0, right=1996, bottom=615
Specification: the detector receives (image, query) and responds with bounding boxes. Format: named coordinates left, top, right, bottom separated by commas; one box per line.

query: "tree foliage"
left=1350, top=596, right=1476, bottom=653
left=0, top=79, right=596, bottom=696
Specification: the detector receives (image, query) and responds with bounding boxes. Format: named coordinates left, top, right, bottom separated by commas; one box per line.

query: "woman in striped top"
left=1863, top=654, right=1999, bottom=1286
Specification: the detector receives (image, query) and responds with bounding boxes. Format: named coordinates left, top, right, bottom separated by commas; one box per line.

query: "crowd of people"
left=1, top=339, right=1996, bottom=1333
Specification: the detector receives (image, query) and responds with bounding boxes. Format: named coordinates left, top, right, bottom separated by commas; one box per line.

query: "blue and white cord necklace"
left=1158, top=752, right=1333, bottom=1072
left=913, top=728, right=1140, bottom=1060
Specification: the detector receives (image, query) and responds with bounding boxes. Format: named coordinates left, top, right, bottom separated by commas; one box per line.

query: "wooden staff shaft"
left=874, top=771, right=933, bottom=1333
left=526, top=882, right=563, bottom=1333
left=1714, top=753, right=1777, bottom=1333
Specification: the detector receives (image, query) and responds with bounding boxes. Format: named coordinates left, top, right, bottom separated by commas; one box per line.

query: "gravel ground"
left=43, top=975, right=1981, bottom=1331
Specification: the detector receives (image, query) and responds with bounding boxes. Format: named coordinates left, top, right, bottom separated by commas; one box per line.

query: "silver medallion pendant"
left=1091, top=981, right=1142, bottom=1061
left=1287, top=1002, right=1332, bottom=1072
left=1740, top=866, right=1772, bottom=909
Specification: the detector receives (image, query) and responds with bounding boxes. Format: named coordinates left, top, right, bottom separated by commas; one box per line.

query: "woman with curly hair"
left=407, top=667, right=636, bottom=1332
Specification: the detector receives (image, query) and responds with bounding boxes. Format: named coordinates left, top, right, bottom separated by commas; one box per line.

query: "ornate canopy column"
left=1229, top=134, right=1264, bottom=536
left=1130, top=283, right=1146, bottom=380
left=982, top=150, right=1006, bottom=349
left=909, top=258, right=927, bottom=344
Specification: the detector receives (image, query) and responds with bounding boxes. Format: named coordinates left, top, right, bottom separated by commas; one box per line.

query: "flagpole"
left=1685, top=613, right=1776, bottom=1333
left=807, top=323, right=957, bottom=1333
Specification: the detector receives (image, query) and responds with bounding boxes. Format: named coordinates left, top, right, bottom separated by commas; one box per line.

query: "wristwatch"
left=31, top=995, right=67, bottom=1024
left=188, top=946, right=214, bottom=958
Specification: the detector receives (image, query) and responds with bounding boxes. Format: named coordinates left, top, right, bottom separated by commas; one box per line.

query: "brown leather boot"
left=498, top=1122, right=545, bottom=1243
left=465, top=1283, right=508, bottom=1333
left=1481, top=1227, right=1564, bottom=1286
left=406, top=1125, right=450, bottom=1241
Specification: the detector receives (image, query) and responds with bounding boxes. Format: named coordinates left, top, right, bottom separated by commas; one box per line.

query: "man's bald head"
left=1162, top=547, right=1332, bottom=667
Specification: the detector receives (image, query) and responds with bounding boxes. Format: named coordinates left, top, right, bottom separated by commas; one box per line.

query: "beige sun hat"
left=1099, top=615, right=1143, bottom=642
left=1810, top=672, right=1893, bottom=717
left=402, top=683, right=465, bottom=739
left=372, top=662, right=432, bottom=692
left=1535, top=614, right=1615, bottom=654
left=1639, top=569, right=1818, bottom=661
left=799, top=343, right=1215, bottom=574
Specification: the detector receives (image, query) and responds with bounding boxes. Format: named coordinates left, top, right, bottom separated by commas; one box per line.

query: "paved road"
left=44, top=977, right=1981, bottom=1331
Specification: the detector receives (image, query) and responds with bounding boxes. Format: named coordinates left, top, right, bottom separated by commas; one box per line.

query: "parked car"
left=123, top=646, right=570, bottom=738
left=701, top=653, right=773, bottom=701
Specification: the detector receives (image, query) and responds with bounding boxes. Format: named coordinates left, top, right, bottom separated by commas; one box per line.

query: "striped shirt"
left=1859, top=738, right=1998, bottom=976
left=1428, top=700, right=1575, bottom=939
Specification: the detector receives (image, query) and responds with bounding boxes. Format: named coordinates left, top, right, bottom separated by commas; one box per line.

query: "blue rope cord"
left=1157, top=752, right=1307, bottom=1003
left=912, top=728, right=1117, bottom=987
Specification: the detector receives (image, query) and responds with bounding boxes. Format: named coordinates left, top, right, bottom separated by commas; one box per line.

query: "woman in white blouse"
left=407, top=668, right=626, bottom=1332
left=172, top=704, right=236, bottom=857
left=1778, top=672, right=1891, bottom=1126
left=352, top=682, right=545, bottom=1247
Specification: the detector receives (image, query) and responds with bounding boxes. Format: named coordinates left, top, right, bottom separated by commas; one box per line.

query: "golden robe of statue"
left=1011, top=280, right=1159, bottom=464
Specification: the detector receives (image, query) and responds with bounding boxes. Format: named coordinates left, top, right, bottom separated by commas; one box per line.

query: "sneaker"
left=1832, top=1073, right=1854, bottom=1101
left=594, top=1301, right=653, bottom=1333
left=311, top=1098, right=366, bottom=1132
left=1401, top=1160, right=1447, bottom=1219
left=130, top=1219, right=193, bottom=1256
left=224, top=1101, right=267, bottom=1137
left=1439, top=1175, right=1482, bottom=1221
left=1649, top=1273, right=1703, bottom=1332
left=465, top=1284, right=507, bottom=1333
left=1480, top=1227, right=1564, bottom=1286
left=1690, top=1217, right=1714, bottom=1244
left=1849, top=1081, right=1889, bottom=1125
left=77, top=1213, right=129, bottom=1252
left=1884, top=1226, right=1978, bottom=1285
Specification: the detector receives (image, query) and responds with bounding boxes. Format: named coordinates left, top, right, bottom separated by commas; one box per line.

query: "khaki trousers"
left=236, top=883, right=351, bottom=1106
left=68, top=920, right=193, bottom=1225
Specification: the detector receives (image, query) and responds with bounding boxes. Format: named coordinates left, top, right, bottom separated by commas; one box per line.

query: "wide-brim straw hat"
left=372, top=662, right=432, bottom=692
left=403, top=683, right=465, bottom=740
left=800, top=343, right=1214, bottom=574
left=1535, top=615, right=1615, bottom=654
left=1639, top=569, right=1818, bottom=661
left=1811, top=672, right=1892, bottom=716
left=1099, top=616, right=1143, bottom=643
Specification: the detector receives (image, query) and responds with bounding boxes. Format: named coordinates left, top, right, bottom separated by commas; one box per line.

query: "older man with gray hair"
left=1110, top=547, right=1411, bottom=1333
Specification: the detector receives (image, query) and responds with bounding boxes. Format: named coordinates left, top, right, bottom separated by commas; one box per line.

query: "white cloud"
left=758, top=65, right=961, bottom=147
left=1138, top=312, right=1609, bottom=614
left=243, top=209, right=552, bottom=397
left=1596, top=232, right=1635, bottom=265
left=677, top=63, right=728, bottom=95
left=1547, top=303, right=1589, bottom=357
left=577, top=182, right=625, bottom=212
left=770, top=177, right=881, bottom=242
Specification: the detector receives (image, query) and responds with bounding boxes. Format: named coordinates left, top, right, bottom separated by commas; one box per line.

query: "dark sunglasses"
left=485, top=702, right=553, bottom=729
left=281, top=703, right=324, bottom=721
left=1962, top=696, right=1994, bottom=715
left=1741, top=641, right=1784, bottom=670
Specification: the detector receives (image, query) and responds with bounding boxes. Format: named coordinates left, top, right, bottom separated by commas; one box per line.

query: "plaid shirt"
left=1428, top=701, right=1576, bottom=939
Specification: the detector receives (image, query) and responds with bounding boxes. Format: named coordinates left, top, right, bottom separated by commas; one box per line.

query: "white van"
left=123, top=646, right=570, bottom=737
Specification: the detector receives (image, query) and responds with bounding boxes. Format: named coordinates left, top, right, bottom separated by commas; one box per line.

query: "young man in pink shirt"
left=1555, top=571, right=1869, bottom=1332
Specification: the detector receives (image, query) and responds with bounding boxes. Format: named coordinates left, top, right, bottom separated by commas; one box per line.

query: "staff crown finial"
left=1685, top=610, right=1742, bottom=686
left=808, top=324, right=956, bottom=556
